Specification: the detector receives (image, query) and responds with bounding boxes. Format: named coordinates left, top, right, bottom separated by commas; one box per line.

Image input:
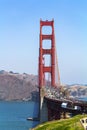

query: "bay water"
left=0, top=101, right=39, bottom=130
left=0, top=97, right=87, bottom=130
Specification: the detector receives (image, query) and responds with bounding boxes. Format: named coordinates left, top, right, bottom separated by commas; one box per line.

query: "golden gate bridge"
left=38, top=19, right=87, bottom=123
left=28, top=19, right=87, bottom=123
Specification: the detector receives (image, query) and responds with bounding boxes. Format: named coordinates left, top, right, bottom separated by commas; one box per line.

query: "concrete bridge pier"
left=40, top=87, right=48, bottom=123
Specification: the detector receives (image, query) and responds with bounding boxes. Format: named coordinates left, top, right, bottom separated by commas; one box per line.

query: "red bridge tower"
left=39, top=19, right=56, bottom=88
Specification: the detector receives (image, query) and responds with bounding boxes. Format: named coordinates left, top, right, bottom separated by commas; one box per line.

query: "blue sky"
left=0, top=0, right=87, bottom=84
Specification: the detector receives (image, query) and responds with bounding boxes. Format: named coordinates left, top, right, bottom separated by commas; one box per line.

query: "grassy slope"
left=32, top=115, right=87, bottom=130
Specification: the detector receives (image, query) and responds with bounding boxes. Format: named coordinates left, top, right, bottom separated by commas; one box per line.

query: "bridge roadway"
left=43, top=95, right=87, bottom=120
left=40, top=86, right=87, bottom=122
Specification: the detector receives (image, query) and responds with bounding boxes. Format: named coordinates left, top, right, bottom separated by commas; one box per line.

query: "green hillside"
left=32, top=115, right=87, bottom=130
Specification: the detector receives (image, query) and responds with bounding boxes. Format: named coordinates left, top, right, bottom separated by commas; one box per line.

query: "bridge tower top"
left=39, top=19, right=56, bottom=88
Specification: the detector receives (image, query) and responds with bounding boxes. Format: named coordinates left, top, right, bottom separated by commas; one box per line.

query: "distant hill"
left=0, top=70, right=39, bottom=101
left=0, top=70, right=86, bottom=101
left=66, top=85, right=87, bottom=97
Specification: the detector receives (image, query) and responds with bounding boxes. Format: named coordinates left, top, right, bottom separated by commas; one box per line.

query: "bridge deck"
left=44, top=96, right=87, bottom=113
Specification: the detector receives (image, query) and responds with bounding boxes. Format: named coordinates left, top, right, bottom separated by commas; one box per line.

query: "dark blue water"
left=0, top=98, right=87, bottom=130
left=0, top=101, right=39, bottom=130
